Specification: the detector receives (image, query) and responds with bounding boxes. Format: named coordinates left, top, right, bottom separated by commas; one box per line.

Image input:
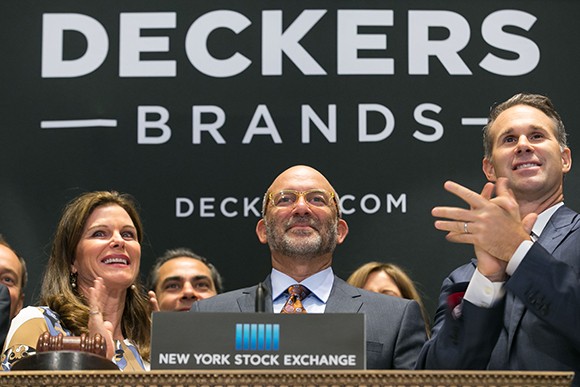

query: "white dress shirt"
left=464, top=203, right=563, bottom=307
left=270, top=267, right=334, bottom=313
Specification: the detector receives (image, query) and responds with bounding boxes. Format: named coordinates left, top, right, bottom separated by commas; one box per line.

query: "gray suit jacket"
left=192, top=275, right=427, bottom=369
left=417, top=206, right=580, bottom=386
left=0, top=285, right=11, bottom=351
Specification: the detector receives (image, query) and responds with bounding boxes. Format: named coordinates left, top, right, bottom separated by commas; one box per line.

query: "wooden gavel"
left=36, top=331, right=107, bottom=358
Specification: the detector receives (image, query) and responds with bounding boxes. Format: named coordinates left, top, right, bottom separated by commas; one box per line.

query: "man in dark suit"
left=192, top=165, right=427, bottom=369
left=417, top=93, right=580, bottom=385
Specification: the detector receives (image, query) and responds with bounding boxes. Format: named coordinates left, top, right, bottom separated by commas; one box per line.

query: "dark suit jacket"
left=0, top=284, right=11, bottom=351
left=191, top=275, right=427, bottom=369
left=416, top=206, right=580, bottom=386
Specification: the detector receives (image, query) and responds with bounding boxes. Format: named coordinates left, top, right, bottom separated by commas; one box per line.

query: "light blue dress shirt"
left=270, top=267, right=334, bottom=313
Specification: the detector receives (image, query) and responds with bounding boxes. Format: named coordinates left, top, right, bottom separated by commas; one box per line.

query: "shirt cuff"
left=506, top=240, right=533, bottom=276
left=464, top=269, right=505, bottom=308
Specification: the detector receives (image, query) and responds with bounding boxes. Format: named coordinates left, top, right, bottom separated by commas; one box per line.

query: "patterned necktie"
left=280, top=284, right=310, bottom=314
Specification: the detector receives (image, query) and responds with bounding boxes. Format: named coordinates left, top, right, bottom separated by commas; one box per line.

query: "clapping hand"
left=432, top=178, right=536, bottom=280
left=88, top=277, right=115, bottom=360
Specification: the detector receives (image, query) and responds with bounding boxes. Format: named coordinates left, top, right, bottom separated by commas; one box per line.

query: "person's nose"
left=181, top=282, right=197, bottom=300
left=110, top=232, right=125, bottom=248
left=515, top=135, right=533, bottom=154
left=292, top=194, right=311, bottom=215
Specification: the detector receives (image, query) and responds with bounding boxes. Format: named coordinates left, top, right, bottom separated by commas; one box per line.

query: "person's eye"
left=308, top=194, right=328, bottom=206
left=122, top=230, right=136, bottom=239
left=1, top=275, right=16, bottom=286
left=276, top=194, right=295, bottom=206
left=91, top=230, right=106, bottom=238
left=195, top=282, right=211, bottom=290
left=503, top=136, right=516, bottom=143
left=530, top=133, right=544, bottom=140
left=164, top=283, right=181, bottom=291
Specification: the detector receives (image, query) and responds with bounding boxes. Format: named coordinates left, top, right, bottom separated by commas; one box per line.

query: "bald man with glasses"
left=191, top=165, right=426, bottom=369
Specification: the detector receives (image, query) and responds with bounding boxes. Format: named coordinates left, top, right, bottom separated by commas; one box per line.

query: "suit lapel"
left=537, top=206, right=580, bottom=254
left=325, top=276, right=364, bottom=313
left=507, top=206, right=579, bottom=348
left=236, top=276, right=274, bottom=313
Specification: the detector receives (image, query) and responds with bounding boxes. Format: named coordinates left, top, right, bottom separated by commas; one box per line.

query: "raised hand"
left=88, top=277, right=115, bottom=359
left=148, top=290, right=160, bottom=312
left=432, top=178, right=536, bottom=263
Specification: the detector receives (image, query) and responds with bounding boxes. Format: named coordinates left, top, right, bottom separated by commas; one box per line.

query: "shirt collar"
left=271, top=267, right=334, bottom=303
left=533, top=202, right=564, bottom=237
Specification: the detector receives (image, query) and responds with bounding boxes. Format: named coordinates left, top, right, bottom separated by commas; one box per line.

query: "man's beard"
left=265, top=214, right=338, bottom=259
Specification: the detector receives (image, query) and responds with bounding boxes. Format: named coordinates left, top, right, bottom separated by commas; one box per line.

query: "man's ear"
left=482, top=157, right=497, bottom=182
left=336, top=219, right=349, bottom=245
left=561, top=147, right=572, bottom=174
left=256, top=219, right=268, bottom=244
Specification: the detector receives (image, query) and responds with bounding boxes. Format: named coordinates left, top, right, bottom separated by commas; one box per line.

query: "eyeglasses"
left=268, top=189, right=336, bottom=210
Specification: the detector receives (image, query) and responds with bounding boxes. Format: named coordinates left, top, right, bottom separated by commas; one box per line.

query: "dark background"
left=2, top=0, right=579, bottom=320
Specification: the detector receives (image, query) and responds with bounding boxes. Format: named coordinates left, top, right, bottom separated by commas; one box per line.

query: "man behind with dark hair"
left=0, top=235, right=27, bottom=349
left=417, top=93, right=580, bottom=385
left=148, top=248, right=223, bottom=312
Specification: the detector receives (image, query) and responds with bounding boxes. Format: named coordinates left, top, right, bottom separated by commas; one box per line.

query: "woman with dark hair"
left=1, top=191, right=150, bottom=371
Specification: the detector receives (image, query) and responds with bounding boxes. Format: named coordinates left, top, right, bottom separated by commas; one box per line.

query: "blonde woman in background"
left=347, top=262, right=430, bottom=337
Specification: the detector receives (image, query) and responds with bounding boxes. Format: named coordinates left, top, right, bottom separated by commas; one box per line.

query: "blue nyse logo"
left=235, top=324, right=279, bottom=351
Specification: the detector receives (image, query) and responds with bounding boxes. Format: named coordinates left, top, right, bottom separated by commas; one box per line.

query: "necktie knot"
left=288, top=284, right=310, bottom=300
left=281, top=284, right=310, bottom=313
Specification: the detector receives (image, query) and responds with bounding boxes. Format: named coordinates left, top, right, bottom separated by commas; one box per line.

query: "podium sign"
left=151, top=312, right=365, bottom=370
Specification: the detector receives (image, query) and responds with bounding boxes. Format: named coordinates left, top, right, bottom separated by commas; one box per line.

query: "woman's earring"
left=70, top=272, right=78, bottom=289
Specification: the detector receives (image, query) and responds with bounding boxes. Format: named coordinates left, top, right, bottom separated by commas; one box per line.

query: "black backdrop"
left=2, top=0, right=579, bottom=318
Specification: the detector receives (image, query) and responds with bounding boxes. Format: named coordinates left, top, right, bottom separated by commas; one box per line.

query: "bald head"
left=270, top=165, right=335, bottom=191
left=256, top=165, right=348, bottom=278
left=262, top=165, right=339, bottom=217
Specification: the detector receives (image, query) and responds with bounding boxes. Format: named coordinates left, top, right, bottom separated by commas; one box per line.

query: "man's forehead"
left=268, top=166, right=333, bottom=192
left=159, top=257, right=211, bottom=276
left=0, top=245, right=22, bottom=277
left=491, top=105, right=556, bottom=136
